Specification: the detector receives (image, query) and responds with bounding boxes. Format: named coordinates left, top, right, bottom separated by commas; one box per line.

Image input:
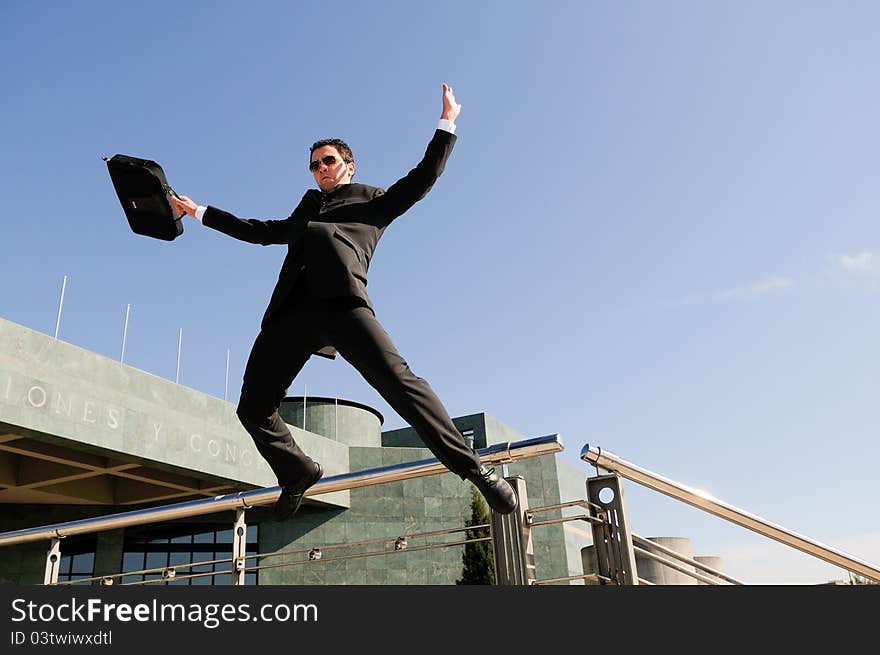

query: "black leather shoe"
left=469, top=465, right=517, bottom=514
left=274, top=461, right=323, bottom=522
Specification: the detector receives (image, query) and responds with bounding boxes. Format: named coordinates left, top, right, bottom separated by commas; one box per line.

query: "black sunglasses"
left=309, top=155, right=347, bottom=172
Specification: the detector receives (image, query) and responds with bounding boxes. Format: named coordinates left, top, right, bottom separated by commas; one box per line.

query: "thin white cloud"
left=669, top=275, right=795, bottom=308
left=714, top=275, right=795, bottom=301
left=830, top=251, right=876, bottom=275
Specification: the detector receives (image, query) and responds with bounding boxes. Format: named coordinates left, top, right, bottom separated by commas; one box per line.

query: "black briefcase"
left=105, top=154, right=184, bottom=241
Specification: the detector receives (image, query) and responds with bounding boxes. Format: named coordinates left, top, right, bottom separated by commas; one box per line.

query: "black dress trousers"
left=235, top=278, right=484, bottom=487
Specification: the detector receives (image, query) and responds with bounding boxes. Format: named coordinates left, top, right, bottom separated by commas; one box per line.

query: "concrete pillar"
left=636, top=537, right=697, bottom=585
left=695, top=555, right=725, bottom=585
left=92, top=529, right=125, bottom=584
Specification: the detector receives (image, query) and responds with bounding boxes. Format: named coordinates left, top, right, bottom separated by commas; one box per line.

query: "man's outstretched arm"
left=372, top=83, right=462, bottom=223
left=171, top=194, right=297, bottom=246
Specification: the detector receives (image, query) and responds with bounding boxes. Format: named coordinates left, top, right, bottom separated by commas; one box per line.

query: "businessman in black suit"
left=171, top=83, right=516, bottom=520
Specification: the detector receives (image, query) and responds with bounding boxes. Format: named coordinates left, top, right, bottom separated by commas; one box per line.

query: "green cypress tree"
left=457, top=485, right=496, bottom=584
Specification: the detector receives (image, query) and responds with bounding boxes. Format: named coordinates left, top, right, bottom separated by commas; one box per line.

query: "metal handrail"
left=632, top=546, right=730, bottom=586
left=631, top=533, right=744, bottom=585
left=246, top=537, right=488, bottom=577
left=527, top=514, right=603, bottom=529
left=62, top=521, right=493, bottom=586
left=0, top=434, right=563, bottom=548
left=581, top=443, right=880, bottom=583
left=532, top=573, right=609, bottom=585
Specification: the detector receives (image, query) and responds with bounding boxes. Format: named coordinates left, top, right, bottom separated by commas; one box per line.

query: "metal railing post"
left=54, top=275, right=67, bottom=340
left=120, top=303, right=131, bottom=362
left=490, top=476, right=535, bottom=585
left=232, top=509, right=248, bottom=586
left=587, top=473, right=638, bottom=585
left=175, top=328, right=182, bottom=384
left=44, top=538, right=62, bottom=585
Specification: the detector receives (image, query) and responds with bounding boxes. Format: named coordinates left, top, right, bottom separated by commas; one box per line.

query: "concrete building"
left=581, top=537, right=725, bottom=585
left=0, top=316, right=591, bottom=585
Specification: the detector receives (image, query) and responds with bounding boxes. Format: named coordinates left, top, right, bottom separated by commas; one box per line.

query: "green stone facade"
left=0, top=317, right=592, bottom=585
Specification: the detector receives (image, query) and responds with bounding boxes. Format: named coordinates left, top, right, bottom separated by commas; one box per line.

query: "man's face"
left=310, top=145, right=355, bottom=192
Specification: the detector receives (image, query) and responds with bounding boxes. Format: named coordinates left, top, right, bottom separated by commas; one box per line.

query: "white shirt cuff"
left=437, top=118, right=456, bottom=134
left=194, top=206, right=207, bottom=222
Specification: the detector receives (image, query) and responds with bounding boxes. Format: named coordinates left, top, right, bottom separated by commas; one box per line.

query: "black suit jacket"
left=203, top=129, right=456, bottom=356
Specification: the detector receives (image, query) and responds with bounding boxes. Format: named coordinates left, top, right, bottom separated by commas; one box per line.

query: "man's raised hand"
left=441, top=82, right=461, bottom=123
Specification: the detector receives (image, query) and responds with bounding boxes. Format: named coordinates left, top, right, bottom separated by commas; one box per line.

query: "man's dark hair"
left=310, top=138, right=354, bottom=163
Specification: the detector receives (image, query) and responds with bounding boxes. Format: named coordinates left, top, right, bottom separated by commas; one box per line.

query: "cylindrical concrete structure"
left=694, top=555, right=725, bottom=585
left=636, top=537, right=697, bottom=585
left=279, top=396, right=384, bottom=447
left=582, top=540, right=723, bottom=586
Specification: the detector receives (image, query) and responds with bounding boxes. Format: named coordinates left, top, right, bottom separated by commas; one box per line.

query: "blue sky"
left=2, top=1, right=879, bottom=584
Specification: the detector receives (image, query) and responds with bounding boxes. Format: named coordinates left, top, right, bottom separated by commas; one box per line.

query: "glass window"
left=72, top=553, right=94, bottom=572
left=121, top=523, right=259, bottom=585
left=145, top=552, right=167, bottom=570
left=169, top=552, right=190, bottom=567
left=120, top=550, right=146, bottom=585
left=122, top=552, right=145, bottom=572
left=56, top=539, right=96, bottom=584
